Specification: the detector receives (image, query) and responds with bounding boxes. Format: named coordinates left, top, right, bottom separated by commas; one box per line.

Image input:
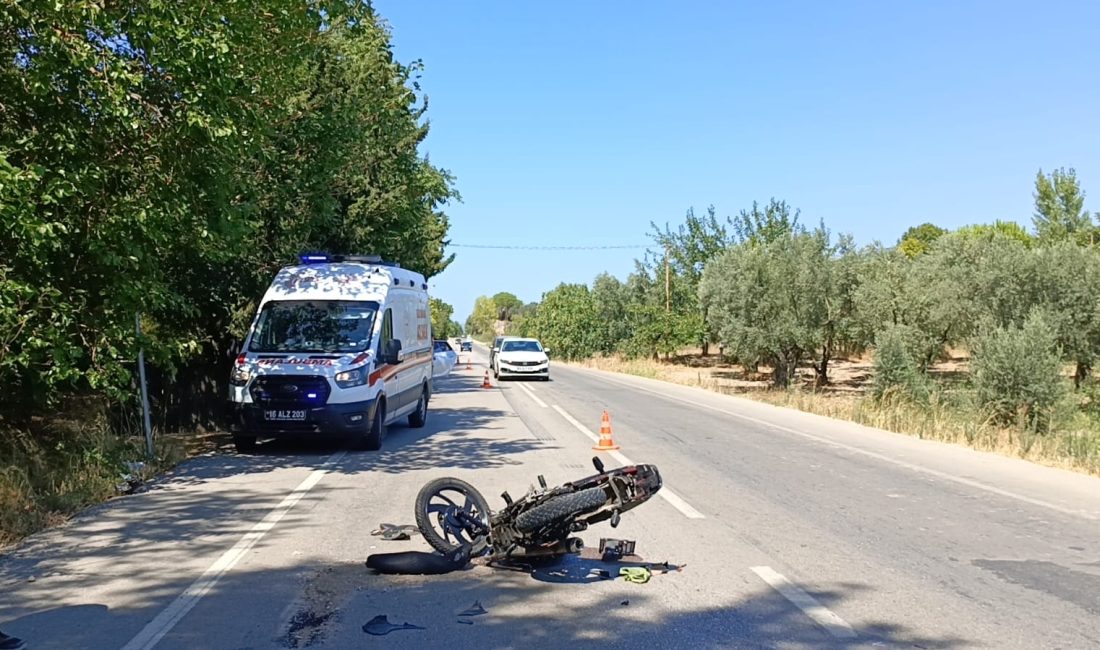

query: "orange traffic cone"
left=466, top=356, right=472, bottom=370
left=593, top=410, right=620, bottom=451
left=481, top=371, right=492, bottom=389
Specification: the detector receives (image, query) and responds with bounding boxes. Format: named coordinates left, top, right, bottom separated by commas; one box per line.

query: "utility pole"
left=664, top=247, right=671, bottom=313
left=135, top=313, right=154, bottom=458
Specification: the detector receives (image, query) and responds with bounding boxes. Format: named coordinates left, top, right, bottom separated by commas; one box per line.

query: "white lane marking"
left=751, top=566, right=857, bottom=639
left=122, top=452, right=346, bottom=650
left=516, top=382, right=548, bottom=408
left=552, top=405, right=600, bottom=443
left=588, top=371, right=1099, bottom=522
left=551, top=404, right=705, bottom=519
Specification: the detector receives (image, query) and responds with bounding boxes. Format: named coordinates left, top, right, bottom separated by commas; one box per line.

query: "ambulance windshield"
left=249, top=300, right=379, bottom=353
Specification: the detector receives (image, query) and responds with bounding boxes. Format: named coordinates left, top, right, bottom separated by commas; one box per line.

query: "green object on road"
left=619, top=567, right=652, bottom=584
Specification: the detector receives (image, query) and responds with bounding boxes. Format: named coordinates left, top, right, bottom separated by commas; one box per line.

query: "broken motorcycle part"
left=362, top=615, right=425, bottom=636
left=370, top=523, right=420, bottom=541
left=365, top=545, right=474, bottom=575
left=599, top=538, right=636, bottom=560
left=457, top=600, right=488, bottom=617
left=414, top=477, right=492, bottom=553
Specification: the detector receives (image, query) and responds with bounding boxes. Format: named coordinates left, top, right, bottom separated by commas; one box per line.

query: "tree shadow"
left=0, top=560, right=975, bottom=649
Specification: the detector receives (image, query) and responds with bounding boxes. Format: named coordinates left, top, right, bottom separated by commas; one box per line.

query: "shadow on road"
left=0, top=560, right=971, bottom=649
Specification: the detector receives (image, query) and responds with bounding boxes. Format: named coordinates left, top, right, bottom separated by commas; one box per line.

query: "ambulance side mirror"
left=383, top=339, right=403, bottom=365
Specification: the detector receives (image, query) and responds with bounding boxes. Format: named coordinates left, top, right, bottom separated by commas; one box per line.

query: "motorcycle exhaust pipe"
left=514, top=537, right=584, bottom=558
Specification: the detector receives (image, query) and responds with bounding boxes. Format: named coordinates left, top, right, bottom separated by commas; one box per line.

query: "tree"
left=0, top=2, right=456, bottom=413
left=813, top=235, right=863, bottom=385
left=649, top=206, right=732, bottom=355
left=491, top=292, right=524, bottom=321
left=872, top=325, right=930, bottom=402
left=971, top=311, right=1064, bottom=431
left=590, top=273, right=631, bottom=354
left=700, top=227, right=838, bottom=387
left=955, top=220, right=1033, bottom=247
left=618, top=260, right=701, bottom=360
left=898, top=223, right=947, bottom=258
left=465, top=296, right=498, bottom=340
left=429, top=297, right=454, bottom=340
left=525, top=284, right=601, bottom=360
left=1033, top=168, right=1095, bottom=245
left=731, top=198, right=802, bottom=245
left=1031, top=243, right=1100, bottom=388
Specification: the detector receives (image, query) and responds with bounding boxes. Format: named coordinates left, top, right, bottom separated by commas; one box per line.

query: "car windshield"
left=249, top=300, right=378, bottom=353
left=434, top=340, right=454, bottom=353
left=502, top=340, right=542, bottom=353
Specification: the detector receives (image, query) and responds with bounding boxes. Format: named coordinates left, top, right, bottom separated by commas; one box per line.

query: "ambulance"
left=228, top=253, right=433, bottom=452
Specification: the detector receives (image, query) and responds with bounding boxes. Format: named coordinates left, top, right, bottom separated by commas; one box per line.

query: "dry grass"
left=0, top=397, right=186, bottom=549
left=570, top=353, right=1100, bottom=477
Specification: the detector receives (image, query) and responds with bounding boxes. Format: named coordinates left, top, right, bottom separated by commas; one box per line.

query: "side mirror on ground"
left=384, top=339, right=403, bottom=364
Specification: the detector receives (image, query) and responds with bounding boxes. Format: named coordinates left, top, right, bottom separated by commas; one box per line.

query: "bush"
left=872, top=325, right=930, bottom=402
left=970, top=311, right=1065, bottom=431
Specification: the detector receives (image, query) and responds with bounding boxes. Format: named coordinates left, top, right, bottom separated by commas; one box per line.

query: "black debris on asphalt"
left=457, top=600, right=488, bottom=617
left=362, top=615, right=425, bottom=636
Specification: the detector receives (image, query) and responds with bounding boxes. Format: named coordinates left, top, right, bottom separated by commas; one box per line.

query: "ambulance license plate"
left=264, top=409, right=307, bottom=422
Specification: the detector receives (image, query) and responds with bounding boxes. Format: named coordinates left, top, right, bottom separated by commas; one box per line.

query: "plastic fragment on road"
left=370, top=523, right=421, bottom=541
left=362, top=615, right=425, bottom=636
left=457, top=600, right=488, bottom=617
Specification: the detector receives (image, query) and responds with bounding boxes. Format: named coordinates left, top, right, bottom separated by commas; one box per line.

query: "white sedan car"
left=492, top=337, right=550, bottom=381
left=432, top=339, right=458, bottom=377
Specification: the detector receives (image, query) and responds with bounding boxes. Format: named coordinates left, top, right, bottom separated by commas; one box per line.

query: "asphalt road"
left=2, top=344, right=1099, bottom=649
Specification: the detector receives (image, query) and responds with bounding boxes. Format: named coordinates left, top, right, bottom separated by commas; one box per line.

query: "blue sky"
left=373, top=0, right=1100, bottom=323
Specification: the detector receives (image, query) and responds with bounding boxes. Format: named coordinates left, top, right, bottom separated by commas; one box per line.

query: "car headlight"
left=229, top=365, right=251, bottom=386
left=335, top=367, right=367, bottom=388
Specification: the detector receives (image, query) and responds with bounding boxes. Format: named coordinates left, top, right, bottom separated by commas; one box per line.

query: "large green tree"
left=0, top=2, right=456, bottom=413
left=700, top=227, right=842, bottom=387
left=1033, top=168, right=1095, bottom=245
left=649, top=206, right=732, bottom=355
left=526, top=283, right=601, bottom=361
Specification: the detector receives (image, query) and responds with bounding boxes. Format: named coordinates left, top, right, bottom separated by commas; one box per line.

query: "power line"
left=447, top=243, right=651, bottom=250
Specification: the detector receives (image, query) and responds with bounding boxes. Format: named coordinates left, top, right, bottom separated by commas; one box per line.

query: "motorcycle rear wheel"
left=514, top=487, right=606, bottom=533
left=414, top=477, right=492, bottom=553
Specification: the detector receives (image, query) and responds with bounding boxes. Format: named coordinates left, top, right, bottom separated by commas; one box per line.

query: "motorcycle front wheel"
left=414, top=477, right=492, bottom=553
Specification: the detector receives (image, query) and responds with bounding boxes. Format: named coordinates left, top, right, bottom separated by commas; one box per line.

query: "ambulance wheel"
left=233, top=435, right=257, bottom=453
left=408, top=387, right=429, bottom=428
left=357, top=400, right=385, bottom=451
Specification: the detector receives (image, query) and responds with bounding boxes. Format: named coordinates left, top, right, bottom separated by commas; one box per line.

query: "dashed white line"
left=122, top=452, right=346, bottom=650
left=551, top=404, right=705, bottom=519
left=587, top=371, right=1098, bottom=522
left=552, top=405, right=600, bottom=443
left=751, top=566, right=857, bottom=639
left=516, top=382, right=548, bottom=408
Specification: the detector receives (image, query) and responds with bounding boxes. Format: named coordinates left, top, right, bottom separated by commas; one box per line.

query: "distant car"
left=489, top=336, right=507, bottom=369
left=492, top=337, right=550, bottom=381
left=459, top=340, right=472, bottom=352
left=432, top=340, right=458, bottom=377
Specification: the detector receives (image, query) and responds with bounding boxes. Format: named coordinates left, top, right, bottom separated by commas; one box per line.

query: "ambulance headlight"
left=229, top=366, right=251, bottom=387
left=335, top=368, right=367, bottom=388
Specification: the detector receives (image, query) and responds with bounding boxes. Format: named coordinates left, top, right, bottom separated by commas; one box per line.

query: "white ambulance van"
left=228, top=253, right=433, bottom=452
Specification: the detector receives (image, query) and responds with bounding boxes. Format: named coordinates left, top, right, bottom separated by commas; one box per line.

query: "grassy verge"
left=571, top=356, right=1100, bottom=477
left=0, top=397, right=187, bottom=548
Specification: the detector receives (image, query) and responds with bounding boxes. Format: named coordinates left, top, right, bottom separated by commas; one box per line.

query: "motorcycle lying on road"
left=366, top=457, right=663, bottom=574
